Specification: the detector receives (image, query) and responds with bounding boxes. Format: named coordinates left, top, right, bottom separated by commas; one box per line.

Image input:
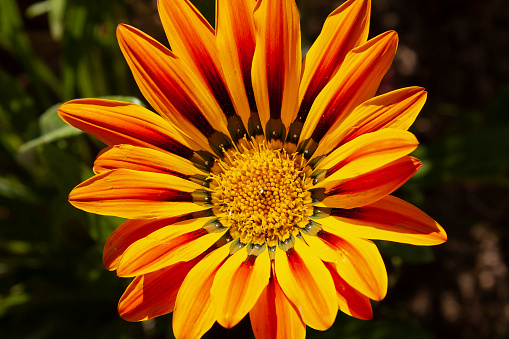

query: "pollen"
left=210, top=142, right=313, bottom=248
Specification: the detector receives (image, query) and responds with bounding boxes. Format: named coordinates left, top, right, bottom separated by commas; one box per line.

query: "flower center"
left=211, top=142, right=312, bottom=248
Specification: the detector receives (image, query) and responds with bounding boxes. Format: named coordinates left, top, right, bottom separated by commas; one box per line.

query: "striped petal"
left=274, top=240, right=337, bottom=331
left=118, top=258, right=199, bottom=322
left=314, top=156, right=422, bottom=209
left=94, top=145, right=208, bottom=178
left=157, top=0, right=239, bottom=126
left=173, top=245, right=230, bottom=339
left=251, top=0, right=301, bottom=132
left=298, top=0, right=370, bottom=119
left=250, top=265, right=306, bottom=339
left=316, top=195, right=447, bottom=245
left=318, top=229, right=387, bottom=301
left=299, top=31, right=398, bottom=147
left=315, top=86, right=427, bottom=156
left=58, top=99, right=195, bottom=158
left=216, top=0, right=257, bottom=127
left=313, top=129, right=418, bottom=183
left=69, top=169, right=209, bottom=219
left=211, top=250, right=271, bottom=328
left=117, top=217, right=223, bottom=277
left=117, top=24, right=230, bottom=153
left=103, top=214, right=195, bottom=271
left=324, top=261, right=373, bottom=320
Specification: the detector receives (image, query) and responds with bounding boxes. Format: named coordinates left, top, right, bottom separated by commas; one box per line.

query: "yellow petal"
left=117, top=217, right=222, bottom=277
left=299, top=0, right=370, bottom=118
left=300, top=31, right=398, bottom=146
left=250, top=264, right=306, bottom=339
left=318, top=229, right=387, bottom=301
left=251, top=0, right=301, bottom=131
left=173, top=245, right=230, bottom=339
left=274, top=241, right=337, bottom=330
left=314, top=129, right=418, bottom=184
left=211, top=250, right=271, bottom=328
left=69, top=169, right=209, bottom=219
left=315, top=86, right=427, bottom=156
left=317, top=195, right=447, bottom=245
left=216, top=0, right=257, bottom=128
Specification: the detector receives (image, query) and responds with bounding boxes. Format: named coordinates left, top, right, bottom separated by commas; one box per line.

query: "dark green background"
left=1, top=0, right=508, bottom=338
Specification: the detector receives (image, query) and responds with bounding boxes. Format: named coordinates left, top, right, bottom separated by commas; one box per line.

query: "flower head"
left=59, top=0, right=447, bottom=337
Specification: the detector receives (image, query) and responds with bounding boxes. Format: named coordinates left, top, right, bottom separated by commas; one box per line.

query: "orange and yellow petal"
left=274, top=240, right=337, bottom=330
left=250, top=266, right=306, bottom=339
left=117, top=24, right=230, bottom=153
left=103, top=215, right=195, bottom=271
left=251, top=0, right=301, bottom=132
left=312, top=128, right=418, bottom=182
left=314, top=156, right=422, bottom=209
left=93, top=144, right=208, bottom=178
left=318, top=230, right=387, bottom=301
left=299, top=31, right=398, bottom=147
left=299, top=0, right=370, bottom=118
left=324, top=261, right=373, bottom=320
left=211, top=249, right=271, bottom=328
left=216, top=0, right=257, bottom=127
left=117, top=217, right=223, bottom=277
left=157, top=0, right=239, bottom=127
left=173, top=245, right=230, bottom=339
left=69, top=169, right=209, bottom=219
left=316, top=195, right=447, bottom=245
left=316, top=86, right=427, bottom=155
left=118, top=258, right=199, bottom=321
left=58, top=99, right=195, bottom=157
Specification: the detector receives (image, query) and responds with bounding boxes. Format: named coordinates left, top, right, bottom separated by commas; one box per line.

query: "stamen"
left=210, top=139, right=312, bottom=251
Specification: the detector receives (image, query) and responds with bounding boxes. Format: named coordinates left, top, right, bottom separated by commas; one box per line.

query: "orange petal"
left=250, top=265, right=306, bottom=339
left=58, top=99, right=195, bottom=157
left=299, top=0, right=370, bottom=118
left=103, top=214, right=195, bottom=271
left=211, top=250, right=271, bottom=328
left=118, top=258, right=199, bottom=321
left=318, top=229, right=387, bottom=301
left=173, top=245, right=230, bottom=339
left=69, top=169, right=209, bottom=219
left=274, top=241, right=337, bottom=330
left=317, top=195, right=447, bottom=245
left=315, top=86, right=427, bottom=156
left=94, top=144, right=207, bottom=178
left=313, top=129, right=418, bottom=183
left=314, top=156, right=421, bottom=209
left=157, top=0, right=238, bottom=123
left=117, top=24, right=229, bottom=152
left=324, top=261, right=373, bottom=320
left=117, top=217, right=223, bottom=277
left=300, top=31, right=398, bottom=145
left=251, top=0, right=301, bottom=131
left=216, top=0, right=257, bottom=127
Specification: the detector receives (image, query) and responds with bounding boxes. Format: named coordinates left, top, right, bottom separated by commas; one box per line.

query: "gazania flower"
left=59, top=0, right=447, bottom=337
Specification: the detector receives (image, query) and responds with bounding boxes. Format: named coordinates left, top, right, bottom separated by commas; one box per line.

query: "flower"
left=58, top=0, right=447, bottom=337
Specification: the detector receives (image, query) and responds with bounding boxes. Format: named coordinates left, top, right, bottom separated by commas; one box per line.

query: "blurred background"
left=1, top=0, right=508, bottom=338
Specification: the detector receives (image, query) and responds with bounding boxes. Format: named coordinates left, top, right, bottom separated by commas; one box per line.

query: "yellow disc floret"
left=210, top=142, right=313, bottom=248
